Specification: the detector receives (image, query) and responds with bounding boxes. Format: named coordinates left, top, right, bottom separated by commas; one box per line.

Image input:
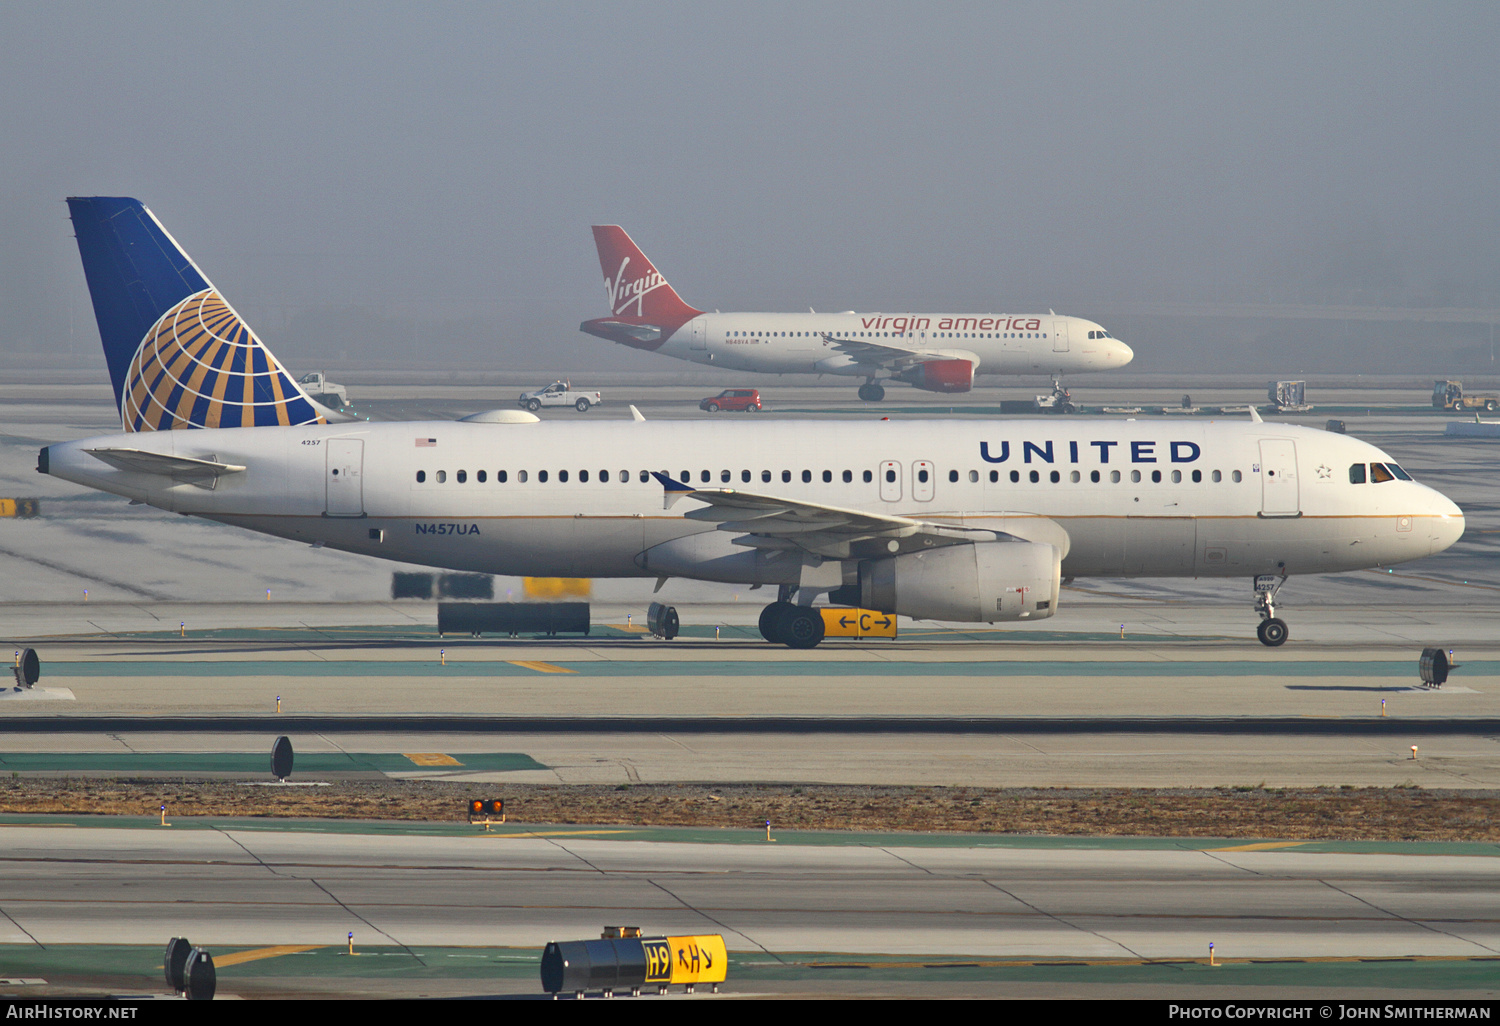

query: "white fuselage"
left=43, top=418, right=1462, bottom=585
left=648, top=313, right=1131, bottom=377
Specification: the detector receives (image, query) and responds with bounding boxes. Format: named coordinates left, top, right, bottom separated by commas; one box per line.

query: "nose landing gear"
left=1254, top=573, right=1289, bottom=647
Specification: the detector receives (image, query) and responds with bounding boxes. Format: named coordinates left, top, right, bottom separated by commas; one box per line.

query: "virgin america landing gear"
left=857, top=380, right=886, bottom=402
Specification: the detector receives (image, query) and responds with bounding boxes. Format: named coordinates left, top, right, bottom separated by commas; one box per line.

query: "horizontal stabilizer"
left=85, top=447, right=245, bottom=487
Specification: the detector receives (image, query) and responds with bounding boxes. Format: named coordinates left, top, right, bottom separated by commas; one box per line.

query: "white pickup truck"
left=517, top=381, right=602, bottom=413
left=296, top=371, right=350, bottom=409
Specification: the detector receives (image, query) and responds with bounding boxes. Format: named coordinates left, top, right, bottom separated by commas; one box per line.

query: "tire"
left=1257, top=618, right=1289, bottom=647
left=575, top=398, right=591, bottom=412
left=706, top=402, right=719, bottom=412
left=869, top=385, right=885, bottom=402
left=750, top=404, right=761, bottom=412
left=758, top=602, right=792, bottom=643
left=776, top=606, right=826, bottom=649
left=526, top=399, right=541, bottom=412
left=1486, top=400, right=1497, bottom=412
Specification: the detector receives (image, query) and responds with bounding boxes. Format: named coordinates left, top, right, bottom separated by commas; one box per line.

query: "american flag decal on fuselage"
left=121, top=289, right=325, bottom=432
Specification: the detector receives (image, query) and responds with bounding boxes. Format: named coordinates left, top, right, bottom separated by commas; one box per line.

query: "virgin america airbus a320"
left=41, top=198, right=1463, bottom=648
left=579, top=225, right=1134, bottom=401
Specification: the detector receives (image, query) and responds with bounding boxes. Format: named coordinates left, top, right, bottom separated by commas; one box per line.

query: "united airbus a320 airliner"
left=580, top=226, right=1134, bottom=401
left=43, top=198, right=1463, bottom=648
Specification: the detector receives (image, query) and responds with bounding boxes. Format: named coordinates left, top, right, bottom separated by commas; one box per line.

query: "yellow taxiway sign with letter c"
left=820, top=607, right=897, bottom=639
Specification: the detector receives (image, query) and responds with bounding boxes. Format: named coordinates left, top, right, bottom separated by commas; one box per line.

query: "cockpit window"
left=1388, top=463, right=1412, bottom=481
left=1349, top=463, right=1366, bottom=484
left=1370, top=463, right=1395, bottom=483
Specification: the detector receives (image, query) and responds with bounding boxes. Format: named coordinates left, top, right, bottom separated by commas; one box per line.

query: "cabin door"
left=1258, top=439, right=1300, bottom=517
left=325, top=438, right=365, bottom=517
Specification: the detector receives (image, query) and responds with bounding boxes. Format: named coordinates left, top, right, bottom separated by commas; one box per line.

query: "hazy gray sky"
left=3, top=2, right=1498, bottom=376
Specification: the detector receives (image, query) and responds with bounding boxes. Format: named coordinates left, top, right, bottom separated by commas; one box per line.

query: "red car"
left=700, top=388, right=762, bottom=412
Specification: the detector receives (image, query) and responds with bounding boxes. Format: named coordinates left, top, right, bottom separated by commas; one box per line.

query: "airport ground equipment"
left=437, top=601, right=590, bottom=637
left=1034, top=384, right=1077, bottom=413
left=1419, top=647, right=1457, bottom=689
left=0, top=497, right=39, bottom=518
left=518, top=381, right=602, bottom=413
left=1326, top=419, right=1347, bottom=433
left=394, top=572, right=494, bottom=599
left=1268, top=380, right=1312, bottom=411
left=295, top=371, right=349, bottom=409
left=646, top=602, right=679, bottom=640
left=270, top=736, right=294, bottom=781
left=11, top=648, right=39, bottom=689
left=541, top=927, right=726, bottom=997
left=1433, top=379, right=1499, bottom=412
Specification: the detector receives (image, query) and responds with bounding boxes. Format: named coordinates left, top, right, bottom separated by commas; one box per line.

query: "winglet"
left=1248, top=406, right=1264, bottom=423
left=652, top=471, right=695, bottom=509
left=629, top=404, right=645, bottom=422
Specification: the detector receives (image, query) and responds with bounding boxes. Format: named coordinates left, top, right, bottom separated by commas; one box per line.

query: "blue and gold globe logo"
left=122, top=290, right=325, bottom=431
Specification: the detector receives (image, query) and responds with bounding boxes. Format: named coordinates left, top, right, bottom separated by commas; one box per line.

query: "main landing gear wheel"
left=1257, top=618, right=1289, bottom=647
left=776, top=606, right=826, bottom=649
left=858, top=383, right=886, bottom=402
left=759, top=601, right=794, bottom=643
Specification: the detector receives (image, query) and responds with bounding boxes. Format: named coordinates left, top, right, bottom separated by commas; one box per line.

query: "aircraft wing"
left=653, top=473, right=1024, bottom=560
left=819, top=332, right=963, bottom=367
left=85, top=447, right=245, bottom=488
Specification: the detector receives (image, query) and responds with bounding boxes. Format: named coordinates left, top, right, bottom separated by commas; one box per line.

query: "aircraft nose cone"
left=1113, top=339, right=1134, bottom=366
left=1429, top=492, right=1465, bottom=554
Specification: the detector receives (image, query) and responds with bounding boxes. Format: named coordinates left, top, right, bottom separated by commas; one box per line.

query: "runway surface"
left=1, top=821, right=1497, bottom=998
left=3, top=380, right=1499, bottom=996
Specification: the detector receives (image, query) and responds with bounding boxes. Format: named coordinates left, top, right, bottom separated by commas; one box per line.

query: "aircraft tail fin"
left=590, top=226, right=702, bottom=321
left=66, top=197, right=332, bottom=432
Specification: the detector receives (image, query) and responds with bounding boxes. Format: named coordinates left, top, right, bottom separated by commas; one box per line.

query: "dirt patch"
left=1, top=780, right=1498, bottom=841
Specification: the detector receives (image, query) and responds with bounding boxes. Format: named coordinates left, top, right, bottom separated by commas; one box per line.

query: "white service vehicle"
left=51, top=198, right=1466, bottom=651
left=296, top=371, right=350, bottom=409
left=518, top=381, right=602, bottom=413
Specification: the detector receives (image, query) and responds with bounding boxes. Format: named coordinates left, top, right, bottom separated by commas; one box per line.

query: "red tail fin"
left=591, top=226, right=701, bottom=320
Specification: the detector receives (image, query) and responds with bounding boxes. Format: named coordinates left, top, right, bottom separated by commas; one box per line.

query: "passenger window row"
left=415, top=467, right=1246, bottom=486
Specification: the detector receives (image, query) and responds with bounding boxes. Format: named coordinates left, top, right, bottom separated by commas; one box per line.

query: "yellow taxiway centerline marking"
left=1203, top=841, right=1308, bottom=853
left=507, top=660, right=576, bottom=673
left=212, top=944, right=323, bottom=968
left=474, top=829, right=640, bottom=839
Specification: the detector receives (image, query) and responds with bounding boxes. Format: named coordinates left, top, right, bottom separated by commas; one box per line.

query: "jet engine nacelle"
left=898, top=358, right=976, bottom=393
left=859, top=540, right=1060, bottom=622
